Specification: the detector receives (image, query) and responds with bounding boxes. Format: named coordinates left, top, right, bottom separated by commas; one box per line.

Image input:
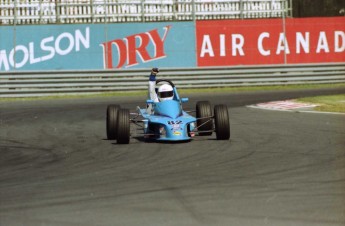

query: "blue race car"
left=106, top=79, right=230, bottom=144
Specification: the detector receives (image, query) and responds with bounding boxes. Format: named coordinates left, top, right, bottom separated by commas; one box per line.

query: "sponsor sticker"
left=173, top=131, right=182, bottom=136
left=172, top=124, right=181, bottom=130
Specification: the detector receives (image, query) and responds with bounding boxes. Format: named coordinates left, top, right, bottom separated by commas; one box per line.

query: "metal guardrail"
left=0, top=63, right=344, bottom=98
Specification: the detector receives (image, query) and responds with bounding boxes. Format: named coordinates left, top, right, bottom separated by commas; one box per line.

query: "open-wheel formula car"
left=106, top=79, right=230, bottom=144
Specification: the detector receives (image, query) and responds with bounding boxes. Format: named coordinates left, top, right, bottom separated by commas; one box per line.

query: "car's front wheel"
left=117, top=109, right=130, bottom=144
left=196, top=101, right=213, bottom=136
left=106, top=105, right=120, bottom=140
left=214, top=104, right=230, bottom=140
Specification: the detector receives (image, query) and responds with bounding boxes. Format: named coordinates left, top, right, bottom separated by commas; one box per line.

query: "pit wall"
left=0, top=17, right=344, bottom=72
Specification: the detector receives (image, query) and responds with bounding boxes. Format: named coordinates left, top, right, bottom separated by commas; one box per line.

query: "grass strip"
left=297, top=94, right=345, bottom=114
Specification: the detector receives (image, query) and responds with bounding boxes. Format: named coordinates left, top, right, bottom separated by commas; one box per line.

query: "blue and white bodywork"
left=134, top=79, right=197, bottom=141
left=139, top=99, right=196, bottom=141
left=106, top=79, right=230, bottom=144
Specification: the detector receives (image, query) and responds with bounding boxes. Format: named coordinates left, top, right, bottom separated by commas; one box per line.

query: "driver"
left=147, top=68, right=174, bottom=114
left=148, top=67, right=174, bottom=102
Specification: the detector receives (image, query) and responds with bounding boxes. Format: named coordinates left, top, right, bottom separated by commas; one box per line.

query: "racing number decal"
left=168, top=120, right=183, bottom=125
left=168, top=120, right=183, bottom=131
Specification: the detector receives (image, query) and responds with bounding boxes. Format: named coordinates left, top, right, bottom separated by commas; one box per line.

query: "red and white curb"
left=247, top=99, right=345, bottom=115
left=248, top=100, right=345, bottom=115
left=250, top=100, right=318, bottom=111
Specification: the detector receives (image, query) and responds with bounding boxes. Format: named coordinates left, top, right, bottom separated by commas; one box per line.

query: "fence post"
left=56, top=1, right=60, bottom=23
left=141, top=0, right=145, bottom=22
left=281, top=0, right=287, bottom=64
left=14, top=0, right=17, bottom=25
left=104, top=0, right=107, bottom=23
left=39, top=0, right=42, bottom=24
left=289, top=0, right=293, bottom=17
left=90, top=0, right=94, bottom=23
left=287, top=0, right=292, bottom=17
left=192, top=0, right=195, bottom=21
left=240, top=0, right=244, bottom=19
left=172, top=0, right=177, bottom=20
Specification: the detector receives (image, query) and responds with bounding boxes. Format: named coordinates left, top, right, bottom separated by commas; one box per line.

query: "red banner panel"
left=196, top=17, right=345, bottom=66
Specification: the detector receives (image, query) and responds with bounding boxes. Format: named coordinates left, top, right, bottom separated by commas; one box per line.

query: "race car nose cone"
left=154, top=100, right=182, bottom=119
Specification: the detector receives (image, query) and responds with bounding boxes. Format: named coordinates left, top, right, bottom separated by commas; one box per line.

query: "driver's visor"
left=159, top=91, right=173, bottom=98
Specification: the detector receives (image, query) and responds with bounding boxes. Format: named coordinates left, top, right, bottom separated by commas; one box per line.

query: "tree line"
left=293, top=0, right=345, bottom=17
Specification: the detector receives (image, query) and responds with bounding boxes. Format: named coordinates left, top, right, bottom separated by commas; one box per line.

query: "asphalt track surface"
left=0, top=87, right=344, bottom=226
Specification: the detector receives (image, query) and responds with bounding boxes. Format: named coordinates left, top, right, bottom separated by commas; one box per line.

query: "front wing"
left=133, top=108, right=197, bottom=141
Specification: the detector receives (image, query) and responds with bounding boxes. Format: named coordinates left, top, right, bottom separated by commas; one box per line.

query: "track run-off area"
left=0, top=87, right=344, bottom=226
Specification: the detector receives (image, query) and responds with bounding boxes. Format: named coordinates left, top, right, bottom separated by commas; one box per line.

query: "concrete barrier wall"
left=0, top=17, right=344, bottom=72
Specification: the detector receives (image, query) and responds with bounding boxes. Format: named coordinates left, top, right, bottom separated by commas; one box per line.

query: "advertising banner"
left=196, top=17, right=345, bottom=66
left=1, top=17, right=344, bottom=71
left=0, top=22, right=195, bottom=71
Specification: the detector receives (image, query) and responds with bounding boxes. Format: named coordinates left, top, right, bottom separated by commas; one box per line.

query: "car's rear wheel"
left=106, top=105, right=120, bottom=140
left=196, top=101, right=213, bottom=136
left=214, top=104, right=230, bottom=140
left=117, top=109, right=130, bottom=144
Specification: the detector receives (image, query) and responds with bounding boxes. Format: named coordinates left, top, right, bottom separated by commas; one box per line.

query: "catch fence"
left=0, top=0, right=292, bottom=25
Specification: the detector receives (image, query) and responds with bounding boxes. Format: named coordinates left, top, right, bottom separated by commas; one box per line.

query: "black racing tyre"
left=106, top=105, right=120, bottom=140
left=214, top=104, right=230, bottom=140
left=117, top=109, right=130, bottom=144
left=196, top=101, right=213, bottom=136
